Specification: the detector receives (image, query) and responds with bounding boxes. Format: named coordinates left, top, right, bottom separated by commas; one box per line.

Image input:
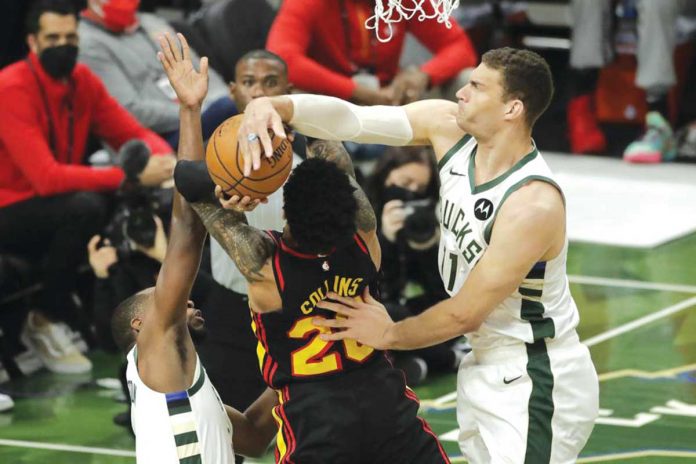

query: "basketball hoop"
left=366, top=0, right=460, bottom=43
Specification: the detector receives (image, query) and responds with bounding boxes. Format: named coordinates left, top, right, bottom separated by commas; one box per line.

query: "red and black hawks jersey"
left=251, top=230, right=382, bottom=388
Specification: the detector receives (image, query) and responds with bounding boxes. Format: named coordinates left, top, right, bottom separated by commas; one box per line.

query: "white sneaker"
left=58, top=323, right=89, bottom=354
left=0, top=393, right=13, bottom=412
left=12, top=349, right=43, bottom=376
left=20, top=312, right=92, bottom=374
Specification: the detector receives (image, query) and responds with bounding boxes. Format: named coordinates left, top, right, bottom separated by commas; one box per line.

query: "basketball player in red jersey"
left=160, top=33, right=449, bottom=463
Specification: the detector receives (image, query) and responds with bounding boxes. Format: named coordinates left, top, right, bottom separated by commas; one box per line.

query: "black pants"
left=275, top=358, right=450, bottom=464
left=0, top=192, right=108, bottom=322
left=197, top=283, right=266, bottom=410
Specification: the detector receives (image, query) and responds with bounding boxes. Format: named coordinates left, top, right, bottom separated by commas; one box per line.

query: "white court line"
left=583, top=295, right=696, bottom=347
left=568, top=275, right=696, bottom=294
left=0, top=439, right=135, bottom=457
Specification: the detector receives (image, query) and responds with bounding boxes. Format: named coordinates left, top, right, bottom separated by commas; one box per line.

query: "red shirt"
left=0, top=53, right=172, bottom=208
left=266, top=0, right=477, bottom=99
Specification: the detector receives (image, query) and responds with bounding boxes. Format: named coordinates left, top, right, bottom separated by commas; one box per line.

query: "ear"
left=27, top=34, right=38, bottom=54
left=504, top=99, right=525, bottom=122
left=130, top=317, right=142, bottom=332
left=228, top=81, right=237, bottom=96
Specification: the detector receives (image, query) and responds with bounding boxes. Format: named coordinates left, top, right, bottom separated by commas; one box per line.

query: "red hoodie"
left=0, top=53, right=172, bottom=208
left=266, top=0, right=477, bottom=100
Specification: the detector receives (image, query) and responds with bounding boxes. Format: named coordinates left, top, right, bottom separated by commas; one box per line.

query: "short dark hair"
left=237, top=49, right=288, bottom=75
left=283, top=158, right=357, bottom=254
left=481, top=47, right=554, bottom=128
left=111, top=289, right=151, bottom=353
left=26, top=0, right=78, bottom=35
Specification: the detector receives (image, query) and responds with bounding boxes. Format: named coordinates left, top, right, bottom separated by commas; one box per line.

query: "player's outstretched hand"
left=237, top=97, right=287, bottom=177
left=313, top=287, right=396, bottom=350
left=215, top=185, right=267, bottom=212
left=157, top=32, right=208, bottom=109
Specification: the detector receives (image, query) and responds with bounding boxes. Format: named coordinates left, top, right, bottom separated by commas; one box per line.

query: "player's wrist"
left=179, top=103, right=203, bottom=113
left=383, top=322, right=400, bottom=349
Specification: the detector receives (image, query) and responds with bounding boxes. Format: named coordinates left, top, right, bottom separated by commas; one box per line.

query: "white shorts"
left=456, top=332, right=599, bottom=464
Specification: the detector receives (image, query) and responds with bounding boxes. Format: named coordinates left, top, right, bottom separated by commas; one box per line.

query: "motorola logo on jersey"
left=474, top=198, right=494, bottom=220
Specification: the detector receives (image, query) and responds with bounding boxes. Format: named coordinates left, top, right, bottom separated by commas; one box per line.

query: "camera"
left=383, top=185, right=438, bottom=246
left=400, top=198, right=438, bottom=245
left=102, top=140, right=160, bottom=259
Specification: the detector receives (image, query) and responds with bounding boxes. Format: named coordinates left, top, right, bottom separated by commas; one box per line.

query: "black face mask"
left=383, top=185, right=427, bottom=203
left=39, top=44, right=78, bottom=79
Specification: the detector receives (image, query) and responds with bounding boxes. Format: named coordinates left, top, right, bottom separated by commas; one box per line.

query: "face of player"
left=455, top=63, right=513, bottom=138
left=133, top=293, right=207, bottom=344
left=231, top=58, right=290, bottom=113
left=384, top=162, right=431, bottom=195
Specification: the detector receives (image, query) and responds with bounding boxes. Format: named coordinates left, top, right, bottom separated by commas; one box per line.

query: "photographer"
left=366, top=147, right=462, bottom=385
left=0, top=0, right=174, bottom=375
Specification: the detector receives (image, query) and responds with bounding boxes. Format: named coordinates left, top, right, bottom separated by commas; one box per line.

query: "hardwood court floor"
left=1, top=233, right=696, bottom=463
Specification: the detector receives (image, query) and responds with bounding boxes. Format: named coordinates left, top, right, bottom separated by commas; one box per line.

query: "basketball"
left=205, top=114, right=293, bottom=199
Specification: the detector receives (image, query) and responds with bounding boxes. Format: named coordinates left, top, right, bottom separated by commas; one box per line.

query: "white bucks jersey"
left=126, top=347, right=234, bottom=464
left=438, top=135, right=579, bottom=350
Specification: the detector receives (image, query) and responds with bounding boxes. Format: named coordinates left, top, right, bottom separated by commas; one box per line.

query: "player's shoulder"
left=499, top=180, right=564, bottom=225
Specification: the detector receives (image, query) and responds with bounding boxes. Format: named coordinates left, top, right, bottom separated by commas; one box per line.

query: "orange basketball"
left=205, top=114, right=293, bottom=200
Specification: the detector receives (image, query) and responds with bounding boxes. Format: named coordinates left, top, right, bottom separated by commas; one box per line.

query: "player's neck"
left=473, top=128, right=534, bottom=183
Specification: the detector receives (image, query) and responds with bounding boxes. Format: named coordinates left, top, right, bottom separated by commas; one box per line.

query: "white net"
left=365, top=0, right=460, bottom=43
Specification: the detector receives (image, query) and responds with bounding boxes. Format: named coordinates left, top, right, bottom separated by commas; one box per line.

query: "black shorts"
left=272, top=357, right=450, bottom=464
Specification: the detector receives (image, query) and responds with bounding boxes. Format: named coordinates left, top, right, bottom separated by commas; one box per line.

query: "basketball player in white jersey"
left=237, top=47, right=600, bottom=463
left=110, top=33, right=277, bottom=463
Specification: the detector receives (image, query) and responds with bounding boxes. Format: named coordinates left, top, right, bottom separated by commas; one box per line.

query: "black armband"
left=174, top=160, right=216, bottom=203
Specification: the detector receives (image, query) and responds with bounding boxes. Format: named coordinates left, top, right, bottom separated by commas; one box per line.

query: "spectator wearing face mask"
left=0, top=0, right=174, bottom=375
left=78, top=0, right=237, bottom=148
left=365, top=147, right=466, bottom=385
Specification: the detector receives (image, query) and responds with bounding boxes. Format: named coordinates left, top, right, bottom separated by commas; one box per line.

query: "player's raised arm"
left=144, top=32, right=208, bottom=330
left=237, top=94, right=463, bottom=176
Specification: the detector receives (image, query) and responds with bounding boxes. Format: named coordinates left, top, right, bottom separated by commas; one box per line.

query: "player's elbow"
left=450, top=310, right=482, bottom=334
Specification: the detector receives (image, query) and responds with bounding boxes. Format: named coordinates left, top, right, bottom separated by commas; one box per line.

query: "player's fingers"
left=239, top=196, right=252, bottom=207
left=156, top=52, right=171, bottom=72
left=177, top=33, right=190, bottom=61
left=241, top=143, right=253, bottom=177
left=270, top=114, right=286, bottom=140
left=165, top=32, right=181, bottom=61
left=156, top=35, right=175, bottom=70
left=312, top=317, right=348, bottom=329
left=162, top=33, right=178, bottom=64
left=257, top=128, right=274, bottom=160
left=200, top=56, right=209, bottom=78
left=325, top=292, right=361, bottom=309
left=214, top=185, right=224, bottom=199
left=314, top=300, right=354, bottom=317
left=319, top=330, right=350, bottom=342
left=87, top=235, right=100, bottom=252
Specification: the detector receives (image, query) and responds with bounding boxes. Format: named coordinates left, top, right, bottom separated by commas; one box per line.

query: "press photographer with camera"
left=0, top=1, right=175, bottom=376
left=366, top=146, right=464, bottom=385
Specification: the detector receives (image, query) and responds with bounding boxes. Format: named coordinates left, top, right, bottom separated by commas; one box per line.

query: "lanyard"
left=25, top=57, right=75, bottom=164
left=339, top=0, right=379, bottom=74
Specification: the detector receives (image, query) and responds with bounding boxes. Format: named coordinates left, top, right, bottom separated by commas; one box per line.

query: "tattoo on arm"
left=307, top=140, right=356, bottom=178
left=307, top=140, right=376, bottom=233
left=190, top=201, right=275, bottom=282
